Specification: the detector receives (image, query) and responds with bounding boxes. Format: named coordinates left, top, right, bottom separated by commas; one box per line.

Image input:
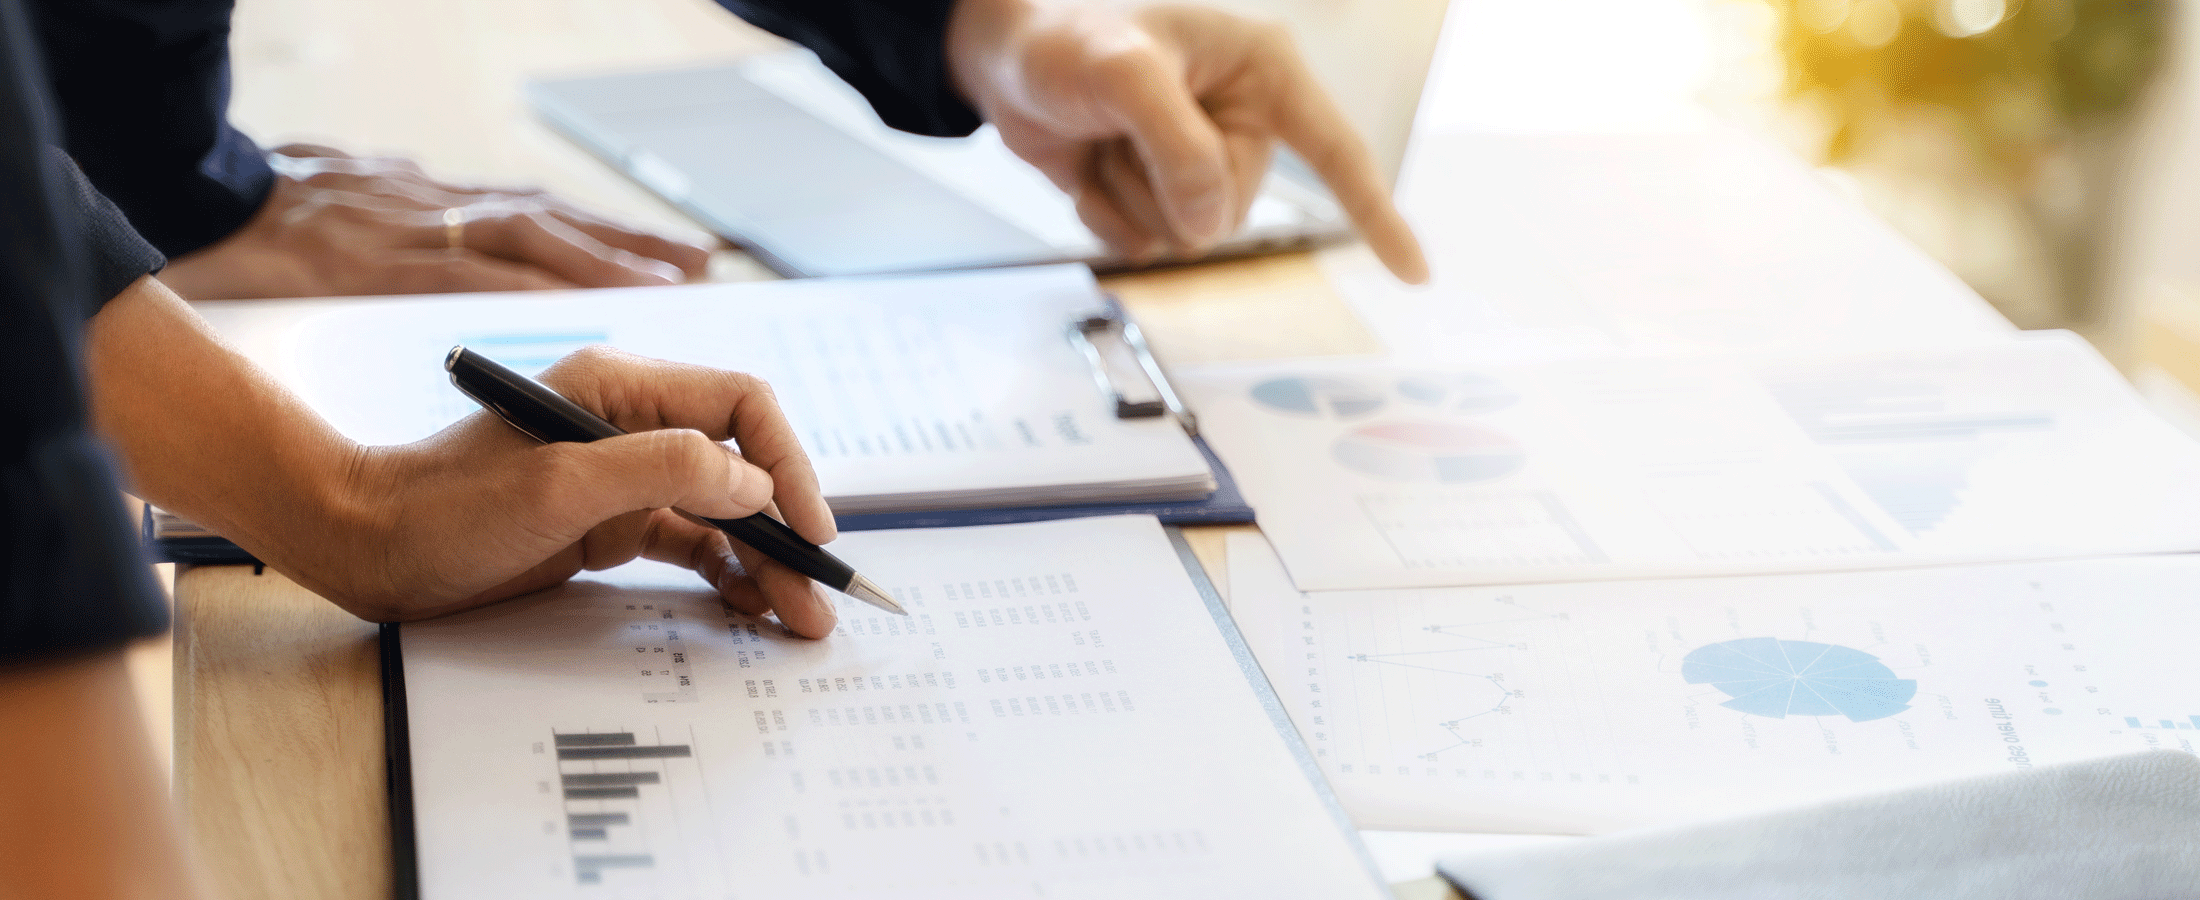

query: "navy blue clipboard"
left=833, top=435, right=1250, bottom=531
left=144, top=437, right=1248, bottom=564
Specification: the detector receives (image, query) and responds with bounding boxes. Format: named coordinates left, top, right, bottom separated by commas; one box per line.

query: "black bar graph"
left=563, top=772, right=662, bottom=788
left=552, top=730, right=693, bottom=886
left=557, top=744, right=694, bottom=761
left=555, top=733, right=638, bottom=748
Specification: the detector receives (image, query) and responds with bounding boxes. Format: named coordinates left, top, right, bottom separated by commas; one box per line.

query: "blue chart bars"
left=555, top=730, right=693, bottom=885
left=463, top=332, right=610, bottom=375
left=1681, top=637, right=1917, bottom=722
left=2123, top=716, right=2200, bottom=730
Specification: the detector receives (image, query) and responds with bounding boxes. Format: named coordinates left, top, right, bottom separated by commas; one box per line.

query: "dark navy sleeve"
left=30, top=0, right=273, bottom=258
left=713, top=0, right=983, bottom=137
left=2, top=0, right=172, bottom=666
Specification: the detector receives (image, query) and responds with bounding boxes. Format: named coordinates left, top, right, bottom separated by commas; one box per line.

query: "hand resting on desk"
left=84, top=279, right=843, bottom=637
left=156, top=145, right=713, bottom=301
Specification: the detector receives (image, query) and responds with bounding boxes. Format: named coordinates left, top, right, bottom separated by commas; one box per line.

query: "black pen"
left=444, top=346, right=905, bottom=616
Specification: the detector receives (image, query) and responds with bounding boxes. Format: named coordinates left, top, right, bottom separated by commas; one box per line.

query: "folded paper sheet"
left=1437, top=751, right=2200, bottom=900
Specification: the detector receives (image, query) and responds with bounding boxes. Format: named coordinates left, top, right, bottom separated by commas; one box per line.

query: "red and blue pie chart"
left=1332, top=421, right=1526, bottom=483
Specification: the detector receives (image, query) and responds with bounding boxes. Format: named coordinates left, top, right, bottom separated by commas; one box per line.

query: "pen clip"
left=1066, top=296, right=1198, bottom=436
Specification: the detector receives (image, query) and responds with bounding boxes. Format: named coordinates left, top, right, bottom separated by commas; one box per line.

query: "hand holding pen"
left=446, top=343, right=902, bottom=629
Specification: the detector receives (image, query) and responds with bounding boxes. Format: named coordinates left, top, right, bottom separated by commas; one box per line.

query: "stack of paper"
left=196, top=265, right=1213, bottom=515
left=1172, top=127, right=2200, bottom=836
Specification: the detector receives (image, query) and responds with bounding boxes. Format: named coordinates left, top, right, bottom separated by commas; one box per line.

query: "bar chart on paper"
left=400, top=518, right=1390, bottom=900
left=1227, top=533, right=2200, bottom=834
left=550, top=730, right=699, bottom=887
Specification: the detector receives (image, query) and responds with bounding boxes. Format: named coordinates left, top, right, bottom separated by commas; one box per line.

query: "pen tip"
left=445, top=345, right=466, bottom=372
left=844, top=575, right=907, bottom=616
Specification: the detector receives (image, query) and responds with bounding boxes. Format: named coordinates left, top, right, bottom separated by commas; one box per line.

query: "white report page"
left=397, top=517, right=1383, bottom=899
left=1180, top=332, right=2200, bottom=590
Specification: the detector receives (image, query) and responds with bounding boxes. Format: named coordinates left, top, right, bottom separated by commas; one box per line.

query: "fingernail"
left=1184, top=189, right=1229, bottom=247
left=631, top=257, right=682, bottom=286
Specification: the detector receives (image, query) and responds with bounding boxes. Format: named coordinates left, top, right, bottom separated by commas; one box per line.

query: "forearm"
left=712, top=0, right=980, bottom=135
left=82, top=276, right=368, bottom=586
left=0, top=650, right=210, bottom=900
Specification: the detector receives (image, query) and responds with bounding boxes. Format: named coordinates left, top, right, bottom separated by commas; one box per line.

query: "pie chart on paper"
left=1251, top=376, right=1387, bottom=419
left=1397, top=372, right=1519, bottom=414
left=1682, top=637, right=1917, bottom=723
left=1331, top=421, right=1525, bottom=483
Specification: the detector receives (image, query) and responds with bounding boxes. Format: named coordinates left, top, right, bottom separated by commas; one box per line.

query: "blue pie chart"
left=1682, top=638, right=1915, bottom=722
left=1251, top=376, right=1386, bottom=419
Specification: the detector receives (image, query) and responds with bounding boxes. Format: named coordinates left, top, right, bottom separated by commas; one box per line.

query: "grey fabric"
left=1438, top=751, right=2200, bottom=900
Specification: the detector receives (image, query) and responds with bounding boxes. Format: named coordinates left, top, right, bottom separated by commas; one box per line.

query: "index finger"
left=543, top=348, right=837, bottom=544
left=1260, top=54, right=1429, bottom=284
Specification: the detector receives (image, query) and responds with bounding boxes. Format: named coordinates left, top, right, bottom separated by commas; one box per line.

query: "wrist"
left=82, top=277, right=379, bottom=591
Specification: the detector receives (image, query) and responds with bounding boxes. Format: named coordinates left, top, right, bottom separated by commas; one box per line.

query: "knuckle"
left=724, top=370, right=775, bottom=401
left=655, top=430, right=721, bottom=493
left=1250, top=18, right=1296, bottom=56
left=538, top=344, right=628, bottom=389
left=1090, top=44, right=1163, bottom=93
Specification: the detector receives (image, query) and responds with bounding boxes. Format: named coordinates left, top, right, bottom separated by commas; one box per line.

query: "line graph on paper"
left=1347, top=621, right=1537, bottom=759
left=1303, top=592, right=1648, bottom=789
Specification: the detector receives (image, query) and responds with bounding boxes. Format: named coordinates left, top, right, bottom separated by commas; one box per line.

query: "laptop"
left=526, top=0, right=1450, bottom=278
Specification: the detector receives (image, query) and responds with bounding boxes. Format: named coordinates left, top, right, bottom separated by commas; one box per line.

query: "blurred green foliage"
left=1762, top=0, right=2171, bottom=177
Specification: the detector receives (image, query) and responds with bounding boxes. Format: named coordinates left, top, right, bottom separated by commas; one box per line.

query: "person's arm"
left=0, top=651, right=211, bottom=900
left=83, top=276, right=843, bottom=636
left=712, top=0, right=981, bottom=137
left=32, top=0, right=710, bottom=299
left=713, top=0, right=1425, bottom=282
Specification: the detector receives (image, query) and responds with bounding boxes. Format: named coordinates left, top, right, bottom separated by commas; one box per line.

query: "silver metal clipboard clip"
left=1068, top=298, right=1199, bottom=436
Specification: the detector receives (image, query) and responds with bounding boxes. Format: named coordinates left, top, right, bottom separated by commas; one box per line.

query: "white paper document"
left=1226, top=532, right=2200, bottom=834
left=399, top=516, right=1384, bottom=899
left=1326, top=129, right=2009, bottom=362
left=1180, top=332, right=2200, bottom=590
left=193, top=265, right=1210, bottom=514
